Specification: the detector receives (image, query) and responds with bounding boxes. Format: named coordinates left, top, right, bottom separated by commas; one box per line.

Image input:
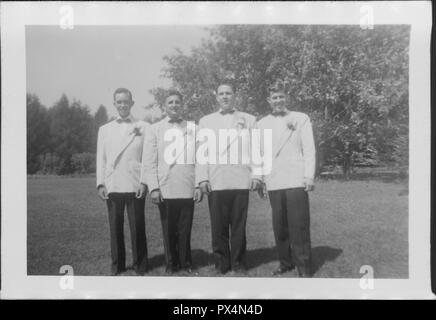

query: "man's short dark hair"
left=216, top=79, right=236, bottom=93
left=166, top=89, right=183, bottom=103
left=113, top=88, right=133, bottom=101
left=268, top=80, right=288, bottom=95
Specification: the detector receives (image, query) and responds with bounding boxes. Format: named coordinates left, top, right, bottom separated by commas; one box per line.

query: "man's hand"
left=98, top=185, right=109, bottom=200
left=151, top=189, right=163, bottom=204
left=136, top=184, right=148, bottom=199
left=250, top=178, right=262, bottom=191
left=304, top=178, right=315, bottom=192
left=193, top=188, right=203, bottom=203
left=258, top=182, right=268, bottom=199
left=199, top=181, right=212, bottom=195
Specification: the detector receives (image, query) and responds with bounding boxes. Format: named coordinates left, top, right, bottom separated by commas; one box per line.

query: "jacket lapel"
left=111, top=120, right=138, bottom=168
left=221, top=111, right=243, bottom=156
left=274, top=129, right=294, bottom=158
left=159, top=122, right=186, bottom=185
left=168, top=122, right=189, bottom=168
left=273, top=113, right=295, bottom=159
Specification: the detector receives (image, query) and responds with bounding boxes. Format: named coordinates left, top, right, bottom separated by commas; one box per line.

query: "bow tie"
left=220, top=109, right=235, bottom=115
left=271, top=111, right=287, bottom=117
left=117, top=118, right=132, bottom=123
left=168, top=118, right=183, bottom=124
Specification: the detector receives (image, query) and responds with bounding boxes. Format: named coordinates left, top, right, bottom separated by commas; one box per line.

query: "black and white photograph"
left=1, top=1, right=433, bottom=299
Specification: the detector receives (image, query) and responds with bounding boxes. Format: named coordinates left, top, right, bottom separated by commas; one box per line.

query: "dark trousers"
left=106, top=193, right=148, bottom=274
left=158, top=199, right=194, bottom=271
left=268, top=188, right=312, bottom=271
left=208, top=190, right=249, bottom=273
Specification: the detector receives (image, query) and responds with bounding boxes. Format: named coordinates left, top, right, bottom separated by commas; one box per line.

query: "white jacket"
left=96, top=116, right=149, bottom=193
left=195, top=110, right=259, bottom=191
left=141, top=117, right=196, bottom=199
left=256, top=111, right=316, bottom=191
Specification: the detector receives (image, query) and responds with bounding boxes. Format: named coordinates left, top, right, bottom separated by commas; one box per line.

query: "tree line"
left=27, top=25, right=409, bottom=176
left=27, top=93, right=109, bottom=174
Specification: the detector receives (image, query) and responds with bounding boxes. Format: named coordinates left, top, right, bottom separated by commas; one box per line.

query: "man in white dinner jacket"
left=96, top=88, right=149, bottom=276
left=141, top=89, right=202, bottom=274
left=196, top=80, right=262, bottom=275
left=256, top=81, right=316, bottom=277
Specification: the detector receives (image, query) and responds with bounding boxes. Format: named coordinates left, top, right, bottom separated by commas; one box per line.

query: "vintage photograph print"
left=26, top=24, right=410, bottom=279
left=1, top=1, right=432, bottom=299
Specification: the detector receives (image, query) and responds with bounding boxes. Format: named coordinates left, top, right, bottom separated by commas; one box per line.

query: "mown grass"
left=27, top=177, right=408, bottom=278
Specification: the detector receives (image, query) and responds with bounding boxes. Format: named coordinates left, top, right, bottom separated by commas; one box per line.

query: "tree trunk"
left=315, top=145, right=324, bottom=178
left=342, top=144, right=352, bottom=179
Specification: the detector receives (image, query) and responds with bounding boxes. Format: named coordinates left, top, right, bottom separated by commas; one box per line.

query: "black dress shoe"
left=165, top=266, right=179, bottom=274
left=211, top=267, right=229, bottom=276
left=181, top=267, right=199, bottom=275
left=111, top=268, right=126, bottom=276
left=233, top=267, right=248, bottom=276
left=135, top=269, right=147, bottom=276
left=297, top=267, right=312, bottom=278
left=110, top=271, right=120, bottom=276
left=272, top=265, right=295, bottom=276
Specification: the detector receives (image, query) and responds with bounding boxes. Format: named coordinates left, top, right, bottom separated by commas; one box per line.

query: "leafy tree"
left=94, top=105, right=109, bottom=128
left=48, top=94, right=94, bottom=174
left=154, top=25, right=409, bottom=176
left=92, top=105, right=109, bottom=150
left=27, top=94, right=50, bottom=174
left=143, top=102, right=165, bottom=124
left=39, top=152, right=61, bottom=174
left=71, top=152, right=96, bottom=174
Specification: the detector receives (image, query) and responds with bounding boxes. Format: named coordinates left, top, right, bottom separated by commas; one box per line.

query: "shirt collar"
left=116, top=115, right=134, bottom=123
left=165, top=116, right=184, bottom=125
left=218, top=108, right=236, bottom=115
left=271, top=110, right=289, bottom=117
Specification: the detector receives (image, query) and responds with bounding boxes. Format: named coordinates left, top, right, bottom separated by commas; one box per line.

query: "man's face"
left=216, top=84, right=235, bottom=111
left=268, top=91, right=288, bottom=113
left=165, top=95, right=183, bottom=119
left=114, top=92, right=134, bottom=119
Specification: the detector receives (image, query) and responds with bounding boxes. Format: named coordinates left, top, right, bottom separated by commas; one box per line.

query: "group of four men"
left=96, top=80, right=316, bottom=278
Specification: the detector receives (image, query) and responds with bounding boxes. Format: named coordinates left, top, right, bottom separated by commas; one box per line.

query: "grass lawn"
left=27, top=176, right=408, bottom=278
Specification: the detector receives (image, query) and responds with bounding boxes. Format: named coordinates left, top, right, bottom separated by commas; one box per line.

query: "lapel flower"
left=131, top=124, right=142, bottom=136
left=236, top=117, right=246, bottom=129
left=286, top=119, right=297, bottom=131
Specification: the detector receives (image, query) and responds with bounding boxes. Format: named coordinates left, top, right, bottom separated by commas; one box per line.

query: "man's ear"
left=131, top=100, right=135, bottom=106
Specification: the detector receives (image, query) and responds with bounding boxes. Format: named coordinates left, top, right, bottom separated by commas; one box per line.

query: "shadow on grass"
left=246, top=247, right=277, bottom=270
left=311, top=246, right=343, bottom=274
left=147, top=249, right=213, bottom=270
left=148, top=246, right=342, bottom=273
left=245, top=245, right=342, bottom=273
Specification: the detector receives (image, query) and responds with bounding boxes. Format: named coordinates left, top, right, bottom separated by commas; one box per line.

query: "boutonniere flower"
left=286, top=120, right=297, bottom=131
left=236, top=117, right=246, bottom=129
left=131, top=125, right=142, bottom=136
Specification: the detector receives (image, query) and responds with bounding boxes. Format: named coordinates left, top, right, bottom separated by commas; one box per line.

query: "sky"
left=26, top=26, right=209, bottom=119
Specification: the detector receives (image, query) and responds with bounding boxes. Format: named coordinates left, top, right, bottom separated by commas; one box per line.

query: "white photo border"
left=1, top=1, right=433, bottom=299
